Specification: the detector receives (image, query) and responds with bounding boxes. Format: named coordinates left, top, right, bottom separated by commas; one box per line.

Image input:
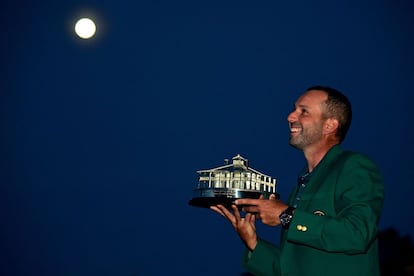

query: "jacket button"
left=296, top=225, right=303, bottom=231
left=301, top=226, right=307, bottom=231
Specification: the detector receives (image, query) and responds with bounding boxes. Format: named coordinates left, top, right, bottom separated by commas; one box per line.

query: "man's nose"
left=287, top=111, right=297, bottom=122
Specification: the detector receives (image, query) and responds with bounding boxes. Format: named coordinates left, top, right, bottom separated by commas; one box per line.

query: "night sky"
left=1, top=1, right=414, bottom=275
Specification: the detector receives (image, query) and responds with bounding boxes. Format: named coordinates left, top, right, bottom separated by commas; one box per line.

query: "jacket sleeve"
left=242, top=238, right=281, bottom=276
left=286, top=153, right=384, bottom=254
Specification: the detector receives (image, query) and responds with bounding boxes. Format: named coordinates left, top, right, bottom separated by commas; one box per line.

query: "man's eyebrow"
left=296, top=104, right=309, bottom=109
left=292, top=103, right=310, bottom=111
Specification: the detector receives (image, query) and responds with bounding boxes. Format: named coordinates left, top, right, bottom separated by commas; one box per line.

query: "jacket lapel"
left=294, top=145, right=344, bottom=210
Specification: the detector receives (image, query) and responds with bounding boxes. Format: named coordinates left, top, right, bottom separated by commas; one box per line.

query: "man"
left=211, top=86, right=384, bottom=276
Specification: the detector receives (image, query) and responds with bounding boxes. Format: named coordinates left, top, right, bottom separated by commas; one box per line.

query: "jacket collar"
left=289, top=144, right=344, bottom=206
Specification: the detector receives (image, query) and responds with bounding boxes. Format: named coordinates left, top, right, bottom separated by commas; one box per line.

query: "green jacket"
left=243, top=145, right=385, bottom=276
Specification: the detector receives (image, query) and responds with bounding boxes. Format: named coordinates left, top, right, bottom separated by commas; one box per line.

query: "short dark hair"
left=306, top=85, right=352, bottom=143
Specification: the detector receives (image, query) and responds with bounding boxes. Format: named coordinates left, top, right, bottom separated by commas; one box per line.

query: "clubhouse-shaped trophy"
left=188, top=154, right=278, bottom=209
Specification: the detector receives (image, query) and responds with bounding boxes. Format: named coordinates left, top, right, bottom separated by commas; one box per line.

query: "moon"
left=74, top=18, right=96, bottom=39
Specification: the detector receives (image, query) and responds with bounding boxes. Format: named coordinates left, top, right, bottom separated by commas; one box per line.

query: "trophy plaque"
left=188, top=154, right=278, bottom=209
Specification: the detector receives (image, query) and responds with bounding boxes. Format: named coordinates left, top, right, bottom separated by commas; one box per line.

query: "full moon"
left=74, top=18, right=96, bottom=39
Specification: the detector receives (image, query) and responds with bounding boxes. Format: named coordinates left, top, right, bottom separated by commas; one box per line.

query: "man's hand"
left=235, top=194, right=289, bottom=226
left=211, top=204, right=258, bottom=251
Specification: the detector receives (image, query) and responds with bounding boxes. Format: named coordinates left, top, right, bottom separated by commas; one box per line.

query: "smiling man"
left=211, top=86, right=385, bottom=276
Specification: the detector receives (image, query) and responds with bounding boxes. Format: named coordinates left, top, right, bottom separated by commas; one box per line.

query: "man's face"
left=287, top=90, right=328, bottom=150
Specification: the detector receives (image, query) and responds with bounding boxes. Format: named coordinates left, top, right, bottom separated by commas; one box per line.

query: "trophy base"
left=188, top=188, right=277, bottom=209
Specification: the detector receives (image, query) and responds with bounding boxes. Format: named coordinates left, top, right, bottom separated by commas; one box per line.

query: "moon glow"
left=74, top=18, right=96, bottom=39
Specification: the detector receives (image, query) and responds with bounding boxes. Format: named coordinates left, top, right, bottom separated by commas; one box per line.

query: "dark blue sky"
left=1, top=0, right=414, bottom=275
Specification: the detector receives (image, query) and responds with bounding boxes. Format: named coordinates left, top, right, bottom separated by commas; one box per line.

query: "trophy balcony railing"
left=196, top=176, right=276, bottom=193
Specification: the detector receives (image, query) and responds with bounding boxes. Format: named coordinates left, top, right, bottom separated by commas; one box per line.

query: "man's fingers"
left=235, top=199, right=260, bottom=214
left=232, top=205, right=242, bottom=221
left=245, top=212, right=256, bottom=223
left=211, top=205, right=235, bottom=222
left=215, top=205, right=238, bottom=225
left=212, top=204, right=257, bottom=230
left=210, top=206, right=225, bottom=217
left=242, top=205, right=259, bottom=214
left=235, top=199, right=258, bottom=206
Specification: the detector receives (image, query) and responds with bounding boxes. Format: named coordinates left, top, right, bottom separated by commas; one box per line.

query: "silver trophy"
left=189, top=154, right=278, bottom=209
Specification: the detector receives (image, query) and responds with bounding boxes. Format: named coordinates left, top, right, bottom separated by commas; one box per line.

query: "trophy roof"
left=196, top=154, right=274, bottom=179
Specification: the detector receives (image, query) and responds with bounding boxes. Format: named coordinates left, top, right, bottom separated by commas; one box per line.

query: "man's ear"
left=323, top=118, right=339, bottom=135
